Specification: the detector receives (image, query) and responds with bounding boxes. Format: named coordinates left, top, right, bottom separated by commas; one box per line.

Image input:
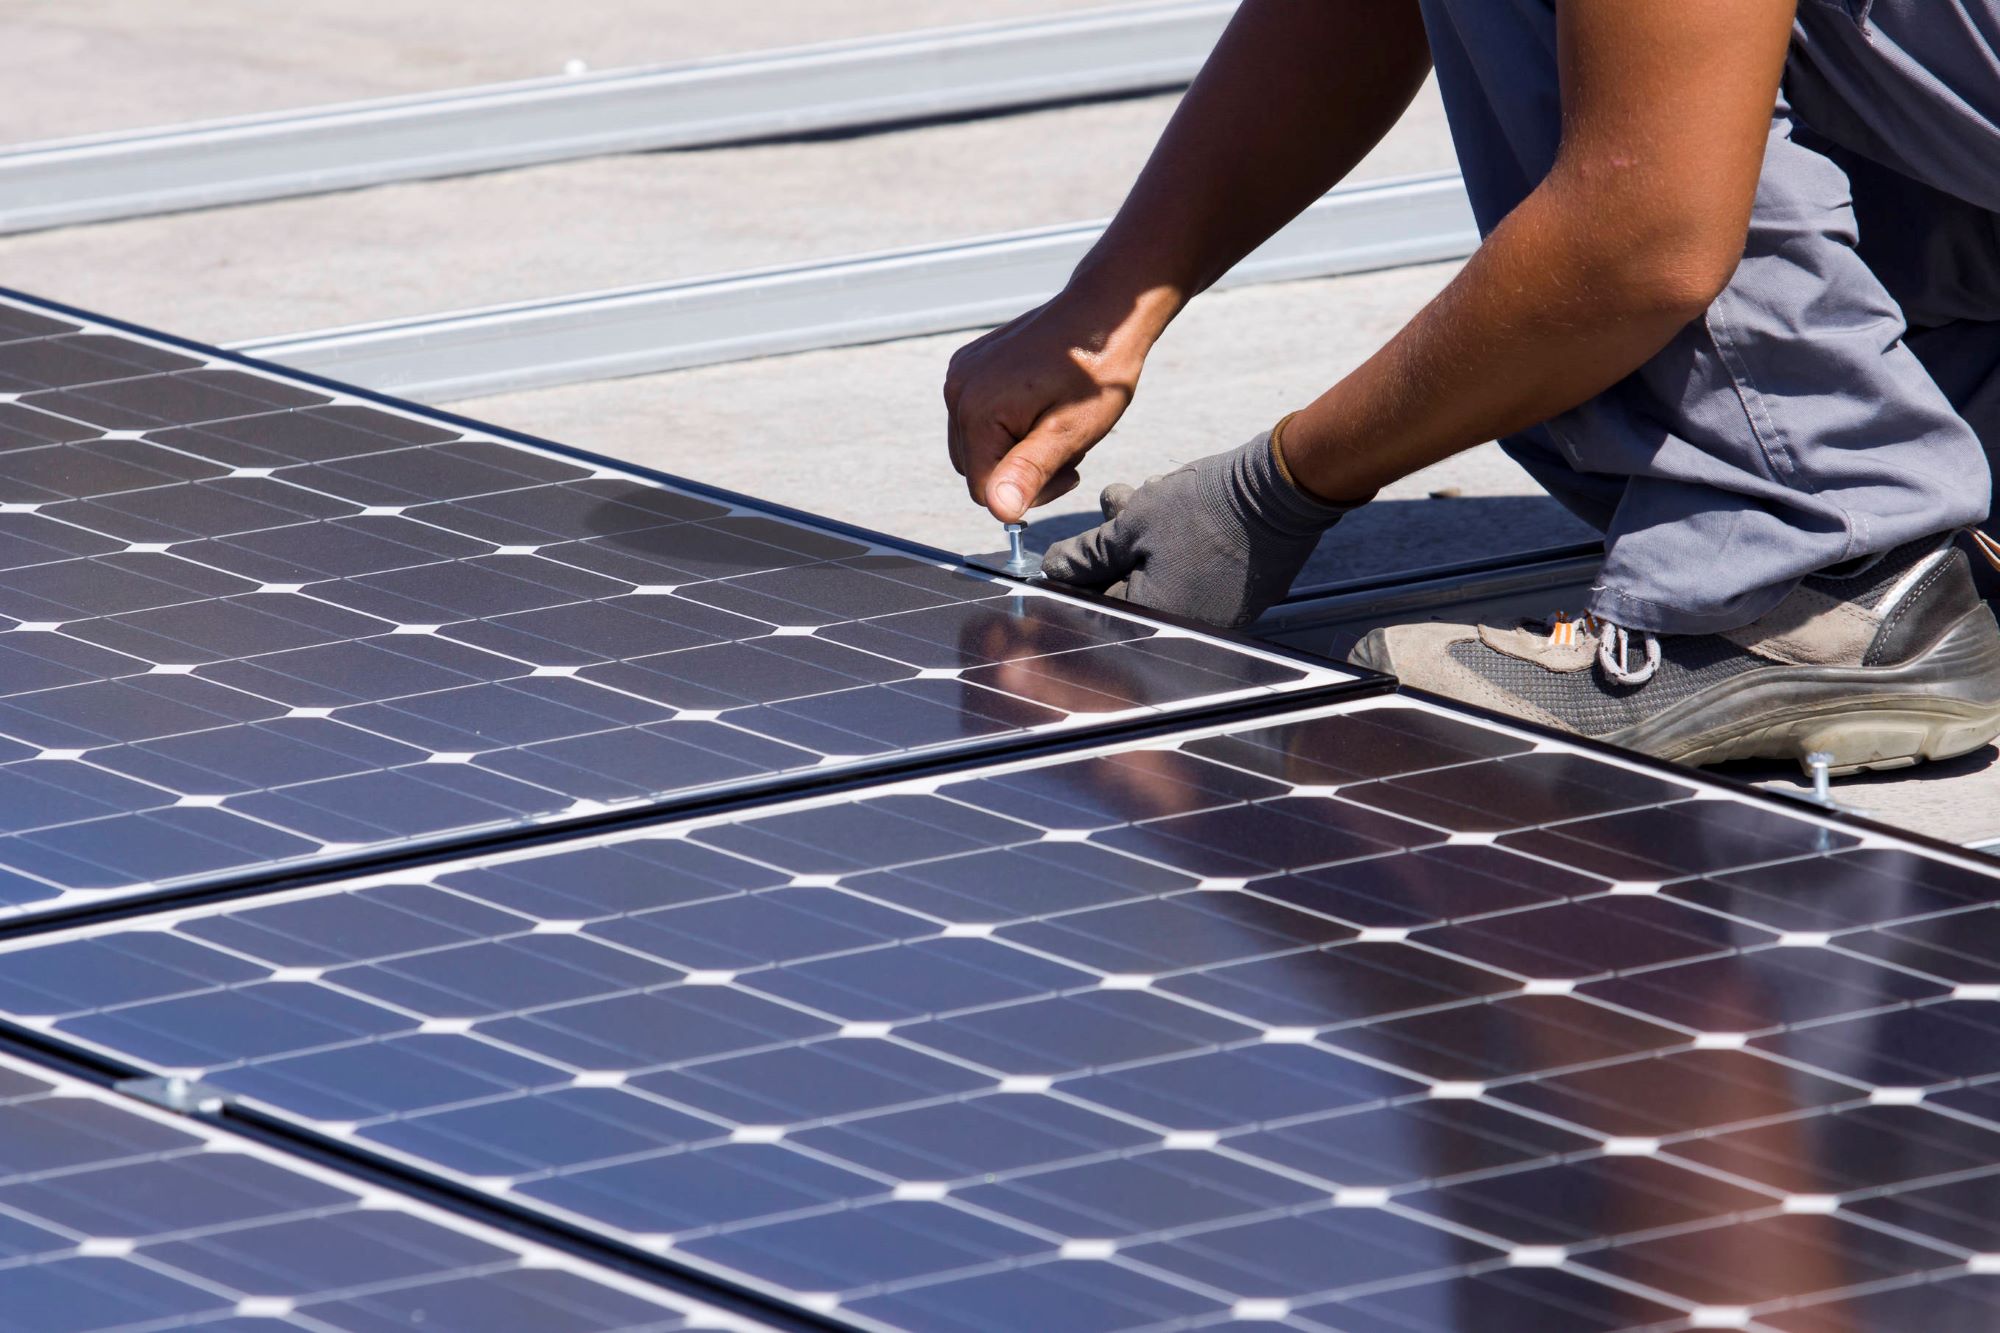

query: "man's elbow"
left=1548, top=154, right=1752, bottom=326
left=1604, top=240, right=1742, bottom=327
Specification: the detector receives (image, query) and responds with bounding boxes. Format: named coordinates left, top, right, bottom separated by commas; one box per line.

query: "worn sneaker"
left=1349, top=533, right=2000, bottom=775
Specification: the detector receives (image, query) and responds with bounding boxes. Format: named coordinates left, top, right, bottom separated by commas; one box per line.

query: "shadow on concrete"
left=1022, top=492, right=1599, bottom=587
left=677, top=89, right=1179, bottom=153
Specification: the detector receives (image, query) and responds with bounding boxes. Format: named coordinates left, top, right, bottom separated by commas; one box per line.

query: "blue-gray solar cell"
left=0, top=1051, right=740, bottom=1332
left=5, top=698, right=1995, bottom=1331
left=0, top=291, right=1341, bottom=918
left=1760, top=1278, right=2000, bottom=1333
left=1301, top=1268, right=1685, bottom=1333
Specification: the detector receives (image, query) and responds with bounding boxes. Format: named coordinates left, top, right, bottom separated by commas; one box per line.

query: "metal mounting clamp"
left=116, top=1075, right=231, bottom=1116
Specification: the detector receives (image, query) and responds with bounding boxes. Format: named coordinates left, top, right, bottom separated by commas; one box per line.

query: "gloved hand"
left=1040, top=428, right=1363, bottom=629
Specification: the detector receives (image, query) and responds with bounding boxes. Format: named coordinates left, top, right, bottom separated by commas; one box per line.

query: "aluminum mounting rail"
left=1255, top=542, right=1602, bottom=662
left=234, top=171, right=1478, bottom=402
left=0, top=1, right=1234, bottom=234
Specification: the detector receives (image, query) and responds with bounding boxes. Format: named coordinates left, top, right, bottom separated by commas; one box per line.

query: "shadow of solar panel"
left=7, top=698, right=1995, bottom=1331
left=0, top=1049, right=741, bottom=1332
left=0, top=291, right=1345, bottom=919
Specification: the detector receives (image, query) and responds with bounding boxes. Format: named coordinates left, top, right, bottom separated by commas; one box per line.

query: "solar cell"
left=0, top=291, right=1346, bottom=920
left=6, top=695, right=1994, bottom=1332
left=0, top=1047, right=756, bottom=1332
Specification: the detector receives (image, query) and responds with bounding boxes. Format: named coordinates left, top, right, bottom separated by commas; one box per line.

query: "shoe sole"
left=1608, top=606, right=2000, bottom=776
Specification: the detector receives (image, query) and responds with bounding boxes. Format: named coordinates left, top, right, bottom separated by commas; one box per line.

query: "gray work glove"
left=1040, top=430, right=1363, bottom=629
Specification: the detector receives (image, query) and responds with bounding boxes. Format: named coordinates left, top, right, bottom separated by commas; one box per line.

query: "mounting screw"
left=1002, top=522, right=1039, bottom=578
left=1806, top=751, right=1834, bottom=807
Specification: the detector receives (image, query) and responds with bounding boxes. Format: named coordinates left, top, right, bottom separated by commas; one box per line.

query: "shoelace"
left=1546, top=612, right=1661, bottom=685
left=1543, top=532, right=2000, bottom=686
left=1972, top=529, right=2000, bottom=573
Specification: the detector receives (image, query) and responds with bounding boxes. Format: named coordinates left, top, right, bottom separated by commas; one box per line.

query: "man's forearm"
left=1278, top=0, right=1795, bottom=506
left=1279, top=180, right=1723, bottom=504
left=1062, top=0, right=1433, bottom=344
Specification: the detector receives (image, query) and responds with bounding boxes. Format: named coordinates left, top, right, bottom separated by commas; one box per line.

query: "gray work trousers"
left=1419, top=0, right=2000, bottom=633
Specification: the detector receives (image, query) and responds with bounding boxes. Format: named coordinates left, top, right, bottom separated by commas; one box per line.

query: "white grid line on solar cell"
left=0, top=291, right=1346, bottom=922
left=0, top=1046, right=764, bottom=1331
left=3, top=694, right=1995, bottom=1331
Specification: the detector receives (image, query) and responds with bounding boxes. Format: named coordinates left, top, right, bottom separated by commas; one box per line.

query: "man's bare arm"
left=945, top=0, right=1432, bottom=521
left=1280, top=0, right=1797, bottom=504
left=1062, top=0, right=1433, bottom=340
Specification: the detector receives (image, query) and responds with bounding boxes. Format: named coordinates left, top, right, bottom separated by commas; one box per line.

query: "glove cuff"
left=1229, top=426, right=1363, bottom=540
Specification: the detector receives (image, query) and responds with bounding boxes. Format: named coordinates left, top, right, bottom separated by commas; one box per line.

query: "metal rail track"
left=0, top=2, right=1235, bottom=233
left=233, top=171, right=1477, bottom=401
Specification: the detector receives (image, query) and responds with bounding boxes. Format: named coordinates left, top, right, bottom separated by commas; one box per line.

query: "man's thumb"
left=984, top=422, right=1085, bottom=523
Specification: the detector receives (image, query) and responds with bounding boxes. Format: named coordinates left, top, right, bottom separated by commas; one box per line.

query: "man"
left=941, top=0, right=2000, bottom=775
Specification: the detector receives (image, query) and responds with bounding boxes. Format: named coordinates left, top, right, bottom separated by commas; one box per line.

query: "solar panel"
left=0, top=1046, right=757, bottom=1332
left=6, top=695, right=1993, bottom=1332
left=0, top=291, right=1347, bottom=922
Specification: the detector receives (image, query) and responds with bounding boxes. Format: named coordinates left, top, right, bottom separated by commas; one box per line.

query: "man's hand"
left=940, top=1, right=1431, bottom=524
left=942, top=295, right=1149, bottom=524
left=1040, top=429, right=1361, bottom=629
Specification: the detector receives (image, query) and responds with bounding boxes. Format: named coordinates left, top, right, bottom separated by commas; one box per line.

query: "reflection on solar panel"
left=0, top=293, right=1342, bottom=920
left=9, top=696, right=1997, bottom=1332
left=0, top=1047, right=750, bottom=1331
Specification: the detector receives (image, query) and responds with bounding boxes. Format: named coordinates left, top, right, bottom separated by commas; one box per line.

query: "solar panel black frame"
left=0, top=289, right=1365, bottom=926
left=0, top=1041, right=768, bottom=1332
left=9, top=693, right=1999, bottom=1333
